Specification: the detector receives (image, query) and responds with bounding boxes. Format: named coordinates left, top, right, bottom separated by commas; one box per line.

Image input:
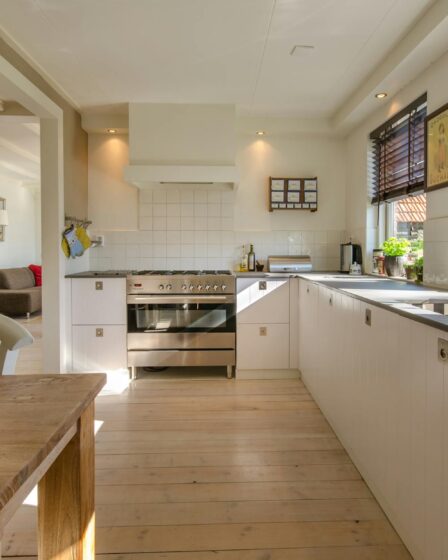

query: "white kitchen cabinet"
left=237, top=323, right=290, bottom=370
left=69, top=277, right=127, bottom=373
left=237, top=277, right=289, bottom=324
left=71, top=278, right=126, bottom=325
left=72, top=325, right=127, bottom=372
left=236, top=276, right=298, bottom=378
left=298, top=277, right=448, bottom=560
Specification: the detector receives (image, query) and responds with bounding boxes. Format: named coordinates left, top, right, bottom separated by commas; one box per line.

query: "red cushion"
left=28, top=264, right=42, bottom=287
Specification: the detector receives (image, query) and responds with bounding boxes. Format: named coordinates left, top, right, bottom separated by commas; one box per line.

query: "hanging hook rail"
left=64, top=215, right=92, bottom=227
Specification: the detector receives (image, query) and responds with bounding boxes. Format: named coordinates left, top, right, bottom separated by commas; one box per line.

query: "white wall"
left=88, top=134, right=138, bottom=231
left=345, top=49, right=448, bottom=286
left=0, top=180, right=40, bottom=268
left=88, top=122, right=347, bottom=272
left=129, top=104, right=235, bottom=165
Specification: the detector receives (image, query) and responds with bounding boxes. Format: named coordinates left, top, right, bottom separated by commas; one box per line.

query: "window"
left=387, top=193, right=426, bottom=242
left=369, top=94, right=427, bottom=203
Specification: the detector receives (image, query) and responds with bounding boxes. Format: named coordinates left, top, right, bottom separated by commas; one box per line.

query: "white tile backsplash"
left=90, top=188, right=345, bottom=272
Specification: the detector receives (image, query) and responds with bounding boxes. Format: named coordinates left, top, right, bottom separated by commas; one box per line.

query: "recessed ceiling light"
left=290, top=45, right=315, bottom=56
left=375, top=92, right=387, bottom=100
left=256, top=131, right=266, bottom=136
left=107, top=128, right=117, bottom=134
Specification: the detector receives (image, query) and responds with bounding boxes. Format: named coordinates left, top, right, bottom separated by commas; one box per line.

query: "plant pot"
left=384, top=255, right=405, bottom=277
left=404, top=266, right=417, bottom=280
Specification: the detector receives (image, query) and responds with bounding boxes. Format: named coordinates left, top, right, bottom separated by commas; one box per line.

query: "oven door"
left=127, top=294, right=236, bottom=350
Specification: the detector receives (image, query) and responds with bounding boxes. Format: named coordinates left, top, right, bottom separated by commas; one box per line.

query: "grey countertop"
left=66, top=269, right=448, bottom=332
left=297, top=272, right=448, bottom=333
left=65, top=270, right=129, bottom=278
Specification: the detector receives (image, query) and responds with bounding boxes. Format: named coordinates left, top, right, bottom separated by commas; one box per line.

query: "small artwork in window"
left=288, top=179, right=301, bottom=190
left=426, top=101, right=448, bottom=192
left=304, top=191, right=317, bottom=203
left=304, top=179, right=317, bottom=190
left=271, top=179, right=285, bottom=191
left=271, top=191, right=284, bottom=203
left=287, top=191, right=301, bottom=203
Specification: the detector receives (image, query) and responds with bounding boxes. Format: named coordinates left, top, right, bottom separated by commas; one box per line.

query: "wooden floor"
left=2, top=366, right=412, bottom=559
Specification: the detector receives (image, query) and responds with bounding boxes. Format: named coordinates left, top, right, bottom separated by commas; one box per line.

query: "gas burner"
left=133, top=269, right=232, bottom=276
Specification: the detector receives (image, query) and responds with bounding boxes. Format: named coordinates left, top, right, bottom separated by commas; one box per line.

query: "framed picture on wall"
left=425, top=101, right=448, bottom=192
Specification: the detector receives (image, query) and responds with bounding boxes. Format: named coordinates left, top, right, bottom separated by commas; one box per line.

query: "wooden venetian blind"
left=369, top=94, right=427, bottom=203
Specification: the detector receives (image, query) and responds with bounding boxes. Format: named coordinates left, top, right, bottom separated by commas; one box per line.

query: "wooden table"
left=0, top=374, right=106, bottom=560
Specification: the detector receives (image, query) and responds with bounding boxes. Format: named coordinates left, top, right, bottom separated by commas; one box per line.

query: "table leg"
left=38, top=402, right=95, bottom=560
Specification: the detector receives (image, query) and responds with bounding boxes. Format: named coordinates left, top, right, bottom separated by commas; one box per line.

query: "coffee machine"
left=340, top=241, right=362, bottom=273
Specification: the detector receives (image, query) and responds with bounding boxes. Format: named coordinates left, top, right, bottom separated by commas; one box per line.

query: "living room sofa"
left=0, top=268, right=42, bottom=317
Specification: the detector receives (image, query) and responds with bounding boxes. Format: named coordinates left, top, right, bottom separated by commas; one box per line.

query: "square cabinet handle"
left=95, top=281, right=103, bottom=291
left=96, top=328, right=104, bottom=338
left=259, top=281, right=267, bottom=290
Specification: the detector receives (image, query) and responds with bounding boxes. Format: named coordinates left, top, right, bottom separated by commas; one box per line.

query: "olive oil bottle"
left=248, top=244, right=255, bottom=272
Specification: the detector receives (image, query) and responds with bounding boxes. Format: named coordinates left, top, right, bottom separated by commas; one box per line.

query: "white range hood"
left=125, top=103, right=238, bottom=188
left=124, top=164, right=239, bottom=187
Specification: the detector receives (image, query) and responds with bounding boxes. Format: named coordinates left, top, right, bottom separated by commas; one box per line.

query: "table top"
left=0, top=374, right=106, bottom=527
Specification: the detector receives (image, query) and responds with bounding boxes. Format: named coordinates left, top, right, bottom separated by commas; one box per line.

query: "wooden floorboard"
left=2, top=373, right=413, bottom=559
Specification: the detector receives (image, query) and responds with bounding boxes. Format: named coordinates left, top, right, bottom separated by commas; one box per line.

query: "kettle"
left=340, top=241, right=362, bottom=273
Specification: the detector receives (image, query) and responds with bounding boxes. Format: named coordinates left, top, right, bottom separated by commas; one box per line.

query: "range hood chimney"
left=124, top=103, right=239, bottom=188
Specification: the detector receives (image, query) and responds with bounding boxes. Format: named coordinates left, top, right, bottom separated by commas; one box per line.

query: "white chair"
left=0, top=314, right=34, bottom=375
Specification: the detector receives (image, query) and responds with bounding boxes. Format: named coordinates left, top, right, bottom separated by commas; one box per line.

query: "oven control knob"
left=159, top=284, right=164, bottom=291
left=213, top=285, right=219, bottom=291
left=221, top=284, right=227, bottom=291
left=182, top=284, right=188, bottom=291
left=166, top=284, right=172, bottom=291
left=189, top=284, right=195, bottom=291
left=197, top=284, right=203, bottom=291
left=205, top=284, right=211, bottom=291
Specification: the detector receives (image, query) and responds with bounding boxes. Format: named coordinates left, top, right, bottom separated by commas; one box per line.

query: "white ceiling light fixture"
left=256, top=131, right=266, bottom=136
left=290, top=45, right=315, bottom=57
left=375, top=92, right=388, bottom=99
left=107, top=128, right=117, bottom=134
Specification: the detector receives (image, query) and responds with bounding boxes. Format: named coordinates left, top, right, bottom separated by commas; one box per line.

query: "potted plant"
left=414, top=256, right=424, bottom=283
left=404, top=262, right=417, bottom=280
left=382, top=237, right=410, bottom=277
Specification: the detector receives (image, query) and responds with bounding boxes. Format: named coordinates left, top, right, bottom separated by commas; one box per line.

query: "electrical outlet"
left=259, top=326, right=267, bottom=336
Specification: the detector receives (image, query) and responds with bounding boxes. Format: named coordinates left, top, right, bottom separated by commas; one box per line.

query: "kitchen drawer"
left=72, top=325, right=127, bottom=372
left=237, top=278, right=290, bottom=324
left=71, top=278, right=126, bottom=325
left=237, top=323, right=290, bottom=370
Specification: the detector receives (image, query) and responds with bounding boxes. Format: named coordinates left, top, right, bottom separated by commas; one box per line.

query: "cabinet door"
left=298, top=280, right=318, bottom=379
left=72, top=325, right=127, bottom=372
left=237, top=323, right=289, bottom=370
left=289, top=278, right=300, bottom=369
left=71, top=278, right=126, bottom=325
left=237, top=278, right=289, bottom=324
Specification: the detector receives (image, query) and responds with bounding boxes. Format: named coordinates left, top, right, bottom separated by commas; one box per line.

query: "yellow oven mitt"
left=76, top=226, right=92, bottom=250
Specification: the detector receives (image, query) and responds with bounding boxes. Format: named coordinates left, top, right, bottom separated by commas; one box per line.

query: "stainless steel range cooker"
left=126, top=270, right=236, bottom=379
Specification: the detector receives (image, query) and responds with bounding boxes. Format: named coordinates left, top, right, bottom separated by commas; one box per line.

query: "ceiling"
left=0, top=118, right=40, bottom=186
left=0, top=0, right=436, bottom=118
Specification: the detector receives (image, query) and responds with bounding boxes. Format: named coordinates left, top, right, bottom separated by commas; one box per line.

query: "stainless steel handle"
left=127, top=295, right=234, bottom=305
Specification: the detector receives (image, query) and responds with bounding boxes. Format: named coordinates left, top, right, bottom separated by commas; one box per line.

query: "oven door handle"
left=127, top=295, right=235, bottom=304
